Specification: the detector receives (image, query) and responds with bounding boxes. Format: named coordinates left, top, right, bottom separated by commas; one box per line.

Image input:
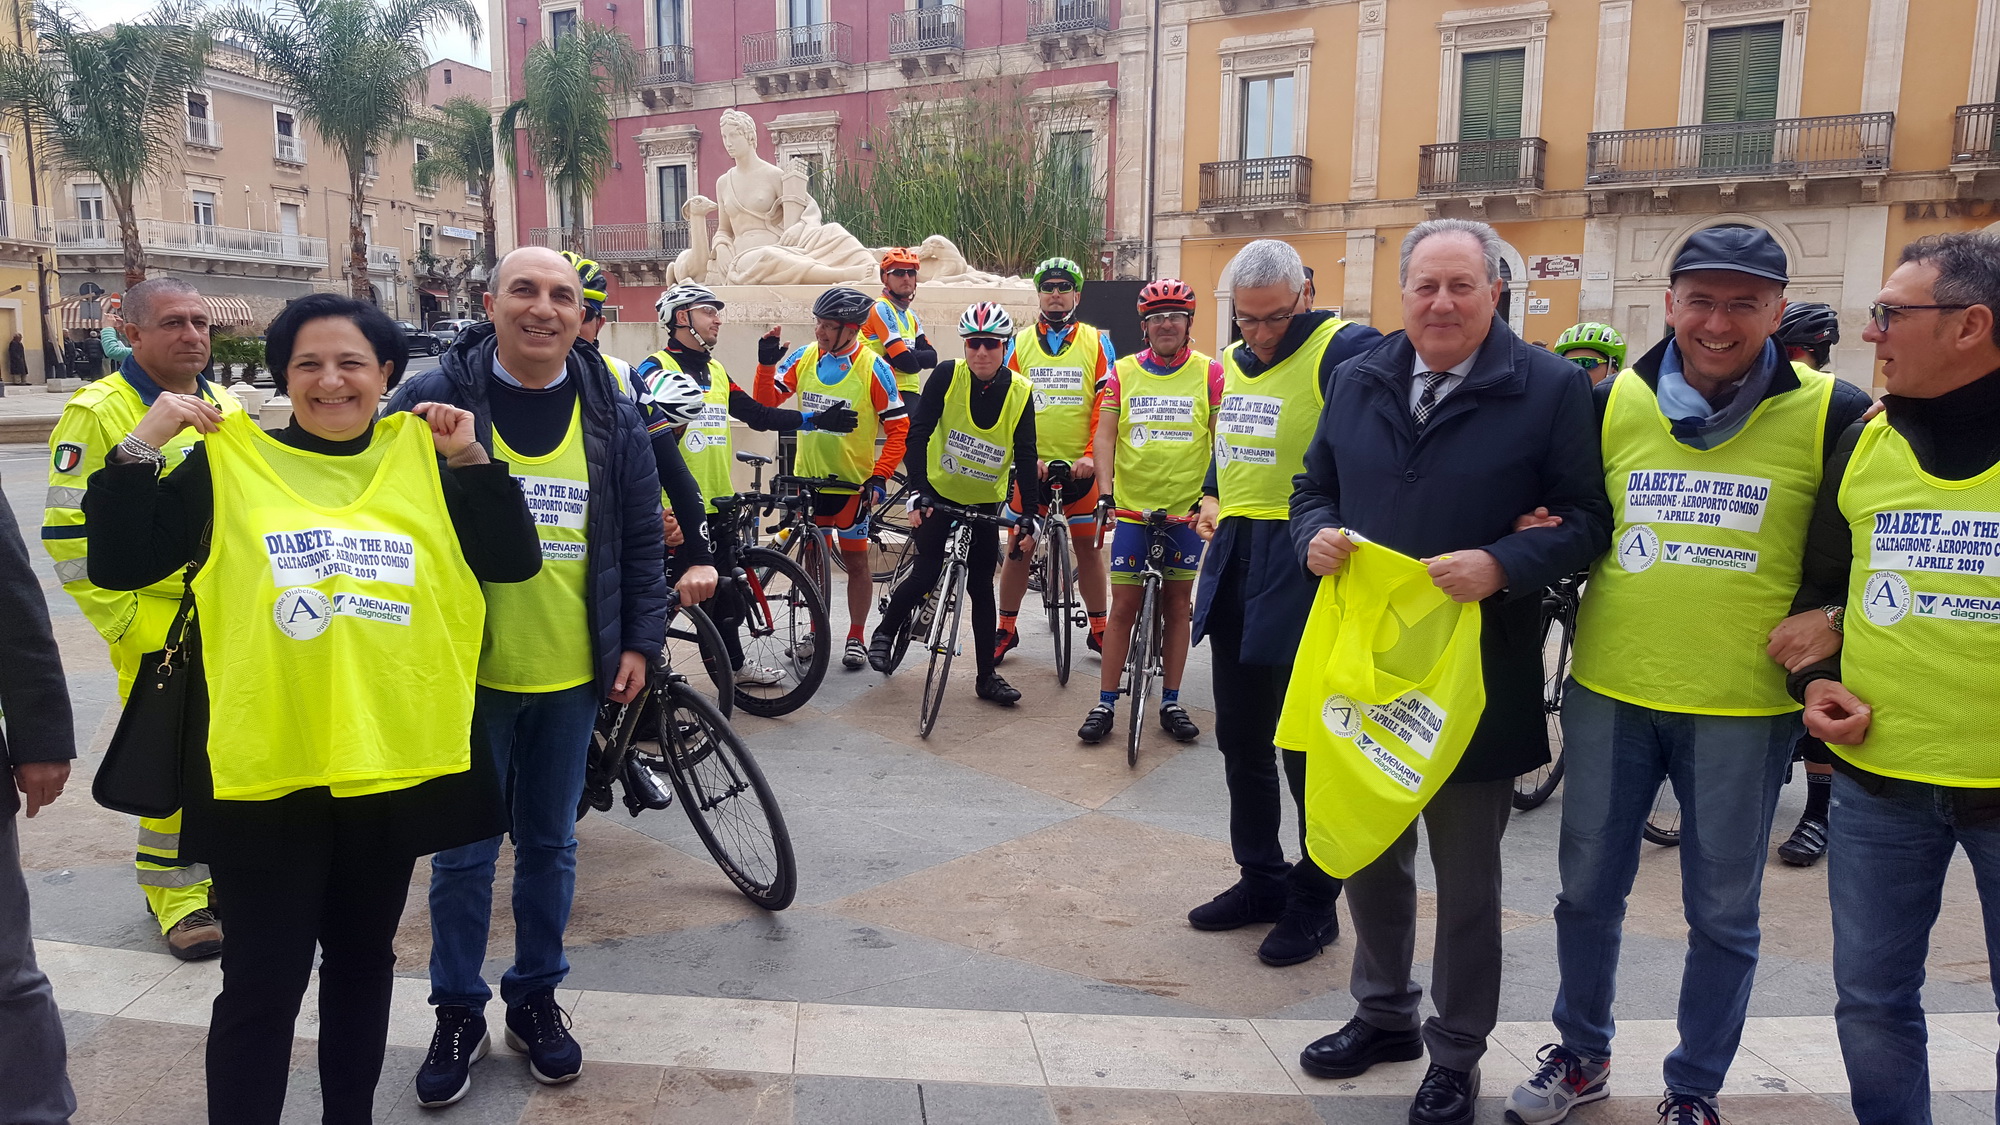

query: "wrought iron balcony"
left=185, top=116, right=221, bottom=149
left=638, top=44, right=694, bottom=86
left=274, top=134, right=306, bottom=164
left=889, top=5, right=963, bottom=55
left=1028, top=0, right=1108, bottom=37
left=1586, top=113, right=1894, bottom=185
left=527, top=222, right=691, bottom=264
left=742, top=22, right=851, bottom=74
left=0, top=201, right=54, bottom=247
left=55, top=217, right=323, bottom=266
left=1198, top=155, right=1312, bottom=211
left=1953, top=103, right=2000, bottom=165
left=1419, top=137, right=1547, bottom=195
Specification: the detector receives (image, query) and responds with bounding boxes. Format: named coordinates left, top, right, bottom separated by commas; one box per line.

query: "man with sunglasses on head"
left=995, top=257, right=1118, bottom=661
left=860, top=247, right=938, bottom=398
left=1552, top=322, right=1626, bottom=386
left=1502, top=226, right=1868, bottom=1125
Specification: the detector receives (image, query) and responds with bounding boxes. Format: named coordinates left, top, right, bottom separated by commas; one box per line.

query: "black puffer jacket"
left=388, top=322, right=667, bottom=693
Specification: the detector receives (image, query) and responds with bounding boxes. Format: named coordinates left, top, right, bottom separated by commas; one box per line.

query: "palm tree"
left=501, top=21, right=637, bottom=248
left=413, top=96, right=497, bottom=273
left=218, top=0, right=479, bottom=301
left=0, top=0, right=210, bottom=287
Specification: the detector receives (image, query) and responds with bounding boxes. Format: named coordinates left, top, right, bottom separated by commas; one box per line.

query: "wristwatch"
left=1820, top=604, right=1845, bottom=633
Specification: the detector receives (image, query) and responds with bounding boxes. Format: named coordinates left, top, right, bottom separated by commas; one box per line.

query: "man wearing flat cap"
left=1501, top=225, right=1873, bottom=1125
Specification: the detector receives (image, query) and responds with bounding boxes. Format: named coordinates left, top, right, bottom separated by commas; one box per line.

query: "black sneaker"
left=1257, top=908, right=1339, bottom=966
left=1187, top=880, right=1285, bottom=931
left=1078, top=703, right=1115, bottom=743
left=1159, top=702, right=1199, bottom=742
left=504, top=989, right=582, bottom=1085
left=976, top=672, right=1021, bottom=705
left=415, top=1005, right=489, bottom=1108
left=1777, top=816, right=1828, bottom=866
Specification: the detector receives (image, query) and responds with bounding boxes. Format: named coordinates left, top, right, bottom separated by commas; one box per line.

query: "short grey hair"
left=1400, top=219, right=1505, bottom=286
left=1222, top=239, right=1306, bottom=297
left=124, top=277, right=203, bottom=327
left=1900, top=231, right=2000, bottom=347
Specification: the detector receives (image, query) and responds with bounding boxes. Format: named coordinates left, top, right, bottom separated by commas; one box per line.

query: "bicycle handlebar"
left=770, top=473, right=856, bottom=493
left=921, top=497, right=1015, bottom=527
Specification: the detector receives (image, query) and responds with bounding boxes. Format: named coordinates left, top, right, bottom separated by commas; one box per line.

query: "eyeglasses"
left=963, top=336, right=1006, bottom=351
left=1141, top=311, right=1191, bottom=326
left=1232, top=311, right=1296, bottom=330
left=1674, top=296, right=1774, bottom=319
left=1869, top=302, right=1974, bottom=332
left=1039, top=281, right=1076, bottom=294
left=1566, top=355, right=1606, bottom=371
left=884, top=268, right=918, bottom=278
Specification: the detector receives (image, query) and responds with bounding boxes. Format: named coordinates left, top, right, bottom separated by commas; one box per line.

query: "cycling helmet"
left=1137, top=278, right=1197, bottom=315
left=560, top=251, right=608, bottom=311
left=811, top=286, right=873, bottom=326
left=1552, top=322, right=1627, bottom=369
left=958, top=301, right=1014, bottom=338
left=656, top=282, right=725, bottom=328
left=879, top=246, right=920, bottom=273
left=640, top=364, right=707, bottom=427
left=1776, top=301, right=1840, bottom=348
left=1033, top=256, right=1084, bottom=289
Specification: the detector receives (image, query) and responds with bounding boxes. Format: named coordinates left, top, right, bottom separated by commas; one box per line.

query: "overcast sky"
left=80, top=0, right=490, bottom=70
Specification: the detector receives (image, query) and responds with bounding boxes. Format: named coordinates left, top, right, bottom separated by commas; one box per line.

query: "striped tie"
left=1413, top=372, right=1445, bottom=430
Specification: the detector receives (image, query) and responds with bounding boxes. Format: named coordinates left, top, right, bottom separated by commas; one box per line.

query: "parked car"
left=430, top=318, right=479, bottom=348
left=397, top=320, right=441, bottom=357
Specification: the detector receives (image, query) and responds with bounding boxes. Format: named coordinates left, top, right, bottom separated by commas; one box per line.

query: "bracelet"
left=1820, top=604, right=1845, bottom=633
left=118, top=433, right=166, bottom=469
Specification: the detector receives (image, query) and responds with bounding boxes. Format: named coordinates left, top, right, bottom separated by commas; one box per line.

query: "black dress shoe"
left=1257, top=908, right=1339, bottom=966
left=1186, top=881, right=1284, bottom=931
left=1409, top=1063, right=1478, bottom=1125
left=1299, top=1017, right=1423, bottom=1080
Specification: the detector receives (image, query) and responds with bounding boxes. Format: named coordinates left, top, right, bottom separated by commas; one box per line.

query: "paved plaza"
left=5, top=444, right=1996, bottom=1124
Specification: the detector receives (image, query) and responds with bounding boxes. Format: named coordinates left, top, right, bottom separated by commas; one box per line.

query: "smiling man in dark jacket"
left=387, top=247, right=673, bottom=1105
left=1287, top=218, right=1611, bottom=1125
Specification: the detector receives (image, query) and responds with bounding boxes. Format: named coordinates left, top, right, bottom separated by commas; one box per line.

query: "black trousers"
left=1206, top=560, right=1343, bottom=910
left=880, top=505, right=1001, bottom=678
left=206, top=852, right=418, bottom=1125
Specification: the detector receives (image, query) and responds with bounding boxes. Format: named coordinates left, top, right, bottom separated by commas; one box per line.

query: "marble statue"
left=915, top=235, right=1032, bottom=289
left=707, top=109, right=878, bottom=286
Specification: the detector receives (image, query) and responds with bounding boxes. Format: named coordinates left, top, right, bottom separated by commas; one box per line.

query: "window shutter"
left=1459, top=49, right=1525, bottom=182
left=1703, top=23, right=1782, bottom=123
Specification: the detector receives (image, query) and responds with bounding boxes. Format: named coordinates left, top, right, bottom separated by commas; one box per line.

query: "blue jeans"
left=428, top=684, right=600, bottom=1010
left=1551, top=684, right=1795, bottom=1098
left=1829, top=770, right=2000, bottom=1125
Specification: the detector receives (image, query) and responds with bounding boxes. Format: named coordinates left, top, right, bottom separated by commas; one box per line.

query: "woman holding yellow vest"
left=867, top=301, right=1038, bottom=706
left=83, top=295, right=541, bottom=1125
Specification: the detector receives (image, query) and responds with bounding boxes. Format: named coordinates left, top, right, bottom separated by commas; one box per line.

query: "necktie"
left=1413, top=372, right=1445, bottom=429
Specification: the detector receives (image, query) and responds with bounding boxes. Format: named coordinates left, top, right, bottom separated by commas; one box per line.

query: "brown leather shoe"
left=166, top=907, right=224, bottom=961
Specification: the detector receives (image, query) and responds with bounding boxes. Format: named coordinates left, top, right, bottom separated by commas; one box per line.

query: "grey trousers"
left=1344, top=777, right=1514, bottom=1074
left=0, top=807, right=75, bottom=1124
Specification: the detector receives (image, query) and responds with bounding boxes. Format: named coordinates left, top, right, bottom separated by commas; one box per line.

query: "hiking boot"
left=165, top=908, right=224, bottom=961
left=1159, top=702, right=1199, bottom=742
left=415, top=1005, right=489, bottom=1107
left=1078, top=703, right=1115, bottom=743
left=504, top=989, right=582, bottom=1085
left=1777, top=816, right=1828, bottom=867
left=1187, top=881, right=1284, bottom=931
left=1504, top=1044, right=1609, bottom=1124
left=975, top=673, right=1021, bottom=706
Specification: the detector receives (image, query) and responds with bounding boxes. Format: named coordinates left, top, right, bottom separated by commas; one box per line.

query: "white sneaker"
left=1505, top=1044, right=1610, bottom=1124
left=734, top=661, right=786, bottom=687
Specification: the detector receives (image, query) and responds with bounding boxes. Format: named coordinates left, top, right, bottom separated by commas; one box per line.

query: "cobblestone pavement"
left=5, top=444, right=1995, bottom=1124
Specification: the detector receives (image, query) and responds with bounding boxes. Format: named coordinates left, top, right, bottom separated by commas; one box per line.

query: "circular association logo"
left=273, top=587, right=333, bottom=640
left=1129, top=425, right=1151, bottom=448
left=1321, top=694, right=1361, bottom=738
left=939, top=453, right=960, bottom=476
left=1860, top=571, right=1912, bottom=627
left=684, top=431, right=706, bottom=453
left=1615, top=525, right=1659, bottom=573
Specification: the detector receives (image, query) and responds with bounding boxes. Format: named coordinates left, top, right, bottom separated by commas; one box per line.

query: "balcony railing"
left=55, top=217, right=324, bottom=264
left=1953, top=103, right=2000, bottom=165
left=1028, top=0, right=1108, bottom=36
left=1586, top=113, right=1894, bottom=185
left=1419, top=137, right=1548, bottom=195
left=1198, top=155, right=1312, bottom=210
left=185, top=116, right=221, bottom=148
left=889, top=5, right=963, bottom=54
left=527, top=222, right=692, bottom=263
left=366, top=244, right=400, bottom=270
left=0, top=201, right=54, bottom=245
left=274, top=134, right=306, bottom=164
left=637, top=43, right=694, bottom=85
left=742, top=21, right=852, bottom=74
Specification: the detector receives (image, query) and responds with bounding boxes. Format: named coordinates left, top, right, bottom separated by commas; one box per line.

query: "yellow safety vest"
left=646, top=349, right=734, bottom=513
left=863, top=297, right=925, bottom=395
left=793, top=343, right=883, bottom=491
left=195, top=412, right=483, bottom=800
left=482, top=402, right=595, bottom=692
left=1836, top=415, right=2000, bottom=786
left=44, top=372, right=243, bottom=647
left=1111, top=350, right=1213, bottom=517
left=1275, top=539, right=1486, bottom=877
left=928, top=366, right=1032, bottom=506
left=1216, top=319, right=1343, bottom=520
left=1014, top=322, right=1103, bottom=462
left=1571, top=365, right=1833, bottom=715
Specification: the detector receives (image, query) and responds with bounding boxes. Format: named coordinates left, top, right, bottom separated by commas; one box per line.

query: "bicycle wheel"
left=1124, top=579, right=1161, bottom=769
left=869, top=479, right=919, bottom=588
left=786, top=519, right=834, bottom=612
left=1047, top=527, right=1073, bottom=685
left=663, top=603, right=733, bottom=717
left=1514, top=593, right=1575, bottom=811
left=1643, top=781, right=1682, bottom=847
left=732, top=546, right=831, bottom=717
left=651, top=681, right=797, bottom=909
left=919, top=558, right=966, bottom=740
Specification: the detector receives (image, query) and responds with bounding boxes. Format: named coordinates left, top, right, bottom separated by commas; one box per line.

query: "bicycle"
left=701, top=451, right=833, bottom=717
left=763, top=470, right=852, bottom=610
left=1023, top=459, right=1087, bottom=685
left=1098, top=504, right=1197, bottom=769
left=662, top=599, right=732, bottom=717
left=579, top=591, right=798, bottom=910
left=893, top=497, right=1016, bottom=739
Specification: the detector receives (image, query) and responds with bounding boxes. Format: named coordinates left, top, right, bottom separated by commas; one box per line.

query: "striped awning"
left=202, top=296, right=254, bottom=325
left=57, top=293, right=255, bottom=329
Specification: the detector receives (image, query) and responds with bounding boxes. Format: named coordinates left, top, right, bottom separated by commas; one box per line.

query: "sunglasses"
left=1565, top=355, right=1606, bottom=370
left=963, top=337, right=1007, bottom=351
left=1039, top=281, right=1076, bottom=293
left=884, top=268, right=918, bottom=278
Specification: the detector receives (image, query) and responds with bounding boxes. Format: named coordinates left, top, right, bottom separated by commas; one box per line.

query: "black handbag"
left=92, top=562, right=202, bottom=818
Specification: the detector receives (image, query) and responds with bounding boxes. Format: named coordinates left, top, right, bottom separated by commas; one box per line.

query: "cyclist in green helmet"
left=1550, top=322, right=1627, bottom=386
